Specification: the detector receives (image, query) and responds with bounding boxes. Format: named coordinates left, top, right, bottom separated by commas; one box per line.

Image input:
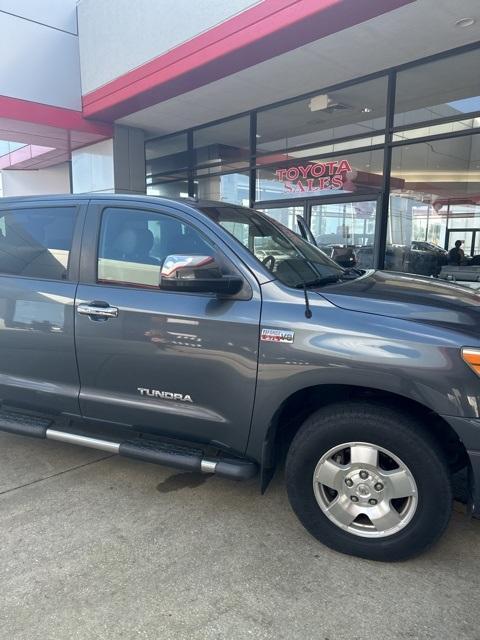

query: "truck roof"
left=0, top=193, right=243, bottom=209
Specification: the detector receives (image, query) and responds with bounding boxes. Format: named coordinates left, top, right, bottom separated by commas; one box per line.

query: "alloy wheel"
left=313, top=442, right=418, bottom=538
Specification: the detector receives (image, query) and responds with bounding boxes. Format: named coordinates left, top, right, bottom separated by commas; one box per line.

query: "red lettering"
left=278, top=159, right=351, bottom=191
left=325, top=161, right=338, bottom=176
left=331, top=175, right=343, bottom=189
left=337, top=160, right=352, bottom=173
left=298, top=165, right=312, bottom=179
left=311, top=163, right=325, bottom=178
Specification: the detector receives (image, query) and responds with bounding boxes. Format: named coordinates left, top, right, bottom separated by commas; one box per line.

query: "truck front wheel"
left=285, top=402, right=453, bottom=561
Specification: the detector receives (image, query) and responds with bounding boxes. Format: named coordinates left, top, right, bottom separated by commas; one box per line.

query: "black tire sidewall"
left=285, top=403, right=453, bottom=561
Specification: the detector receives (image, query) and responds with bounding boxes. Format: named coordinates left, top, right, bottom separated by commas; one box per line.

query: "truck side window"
left=0, top=207, right=76, bottom=280
left=97, top=207, right=215, bottom=288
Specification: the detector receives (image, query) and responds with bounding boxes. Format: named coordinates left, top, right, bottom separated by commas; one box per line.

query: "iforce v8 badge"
left=260, top=328, right=295, bottom=343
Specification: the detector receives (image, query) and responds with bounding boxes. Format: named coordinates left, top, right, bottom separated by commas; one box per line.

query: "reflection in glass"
left=146, top=133, right=188, bottom=175
left=256, top=77, right=387, bottom=155
left=0, top=207, right=76, bottom=280
left=386, top=133, right=480, bottom=276
left=12, top=300, right=65, bottom=331
left=147, top=175, right=189, bottom=198
left=193, top=117, right=250, bottom=170
left=258, top=206, right=305, bottom=233
left=394, top=49, right=480, bottom=128
left=194, top=172, right=250, bottom=206
left=311, top=201, right=377, bottom=269
left=393, top=117, right=480, bottom=142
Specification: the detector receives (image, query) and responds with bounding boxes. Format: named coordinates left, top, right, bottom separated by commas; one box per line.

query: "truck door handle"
left=77, top=302, right=119, bottom=319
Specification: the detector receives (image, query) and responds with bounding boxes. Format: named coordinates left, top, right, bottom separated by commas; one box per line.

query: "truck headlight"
left=462, top=348, right=480, bottom=377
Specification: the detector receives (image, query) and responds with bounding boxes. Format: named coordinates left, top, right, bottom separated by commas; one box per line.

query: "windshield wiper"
left=342, top=267, right=365, bottom=279
left=296, top=274, right=342, bottom=288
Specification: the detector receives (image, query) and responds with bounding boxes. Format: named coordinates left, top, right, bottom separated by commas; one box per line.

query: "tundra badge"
left=137, top=388, right=193, bottom=402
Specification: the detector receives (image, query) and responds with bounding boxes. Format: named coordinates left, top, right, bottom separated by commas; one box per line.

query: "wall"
left=77, top=0, right=261, bottom=94
left=0, top=0, right=81, bottom=110
left=1, top=164, right=70, bottom=197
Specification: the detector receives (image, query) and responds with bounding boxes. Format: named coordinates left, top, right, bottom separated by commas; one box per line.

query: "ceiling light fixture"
left=308, top=94, right=350, bottom=113
left=361, top=107, right=373, bottom=113
left=309, top=94, right=330, bottom=112
left=455, top=17, right=476, bottom=28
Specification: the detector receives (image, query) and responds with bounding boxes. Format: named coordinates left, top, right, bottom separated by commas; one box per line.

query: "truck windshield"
left=199, top=204, right=344, bottom=288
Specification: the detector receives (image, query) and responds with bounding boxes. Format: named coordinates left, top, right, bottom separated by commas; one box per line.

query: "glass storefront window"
left=193, top=116, right=250, bottom=171
left=394, top=49, right=480, bottom=129
left=256, top=77, right=387, bottom=156
left=143, top=45, right=480, bottom=279
left=193, top=172, right=250, bottom=206
left=146, top=174, right=189, bottom=198
left=256, top=148, right=384, bottom=202
left=258, top=200, right=377, bottom=269
left=446, top=228, right=480, bottom=258
left=256, top=205, right=305, bottom=232
left=311, top=201, right=377, bottom=269
left=145, top=133, right=188, bottom=179
left=393, top=117, right=480, bottom=142
left=386, top=133, right=480, bottom=275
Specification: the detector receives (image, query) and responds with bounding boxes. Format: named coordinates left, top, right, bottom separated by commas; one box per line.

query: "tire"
left=285, top=402, right=453, bottom=561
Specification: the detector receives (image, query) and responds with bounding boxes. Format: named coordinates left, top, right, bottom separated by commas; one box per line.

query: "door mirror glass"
left=160, top=254, right=243, bottom=295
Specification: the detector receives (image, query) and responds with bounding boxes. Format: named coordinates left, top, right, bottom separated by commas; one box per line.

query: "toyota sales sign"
left=275, top=159, right=353, bottom=193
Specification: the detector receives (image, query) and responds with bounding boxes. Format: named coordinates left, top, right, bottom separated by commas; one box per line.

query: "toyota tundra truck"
left=0, top=194, right=479, bottom=561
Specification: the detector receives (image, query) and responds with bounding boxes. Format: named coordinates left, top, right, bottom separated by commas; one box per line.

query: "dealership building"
left=1, top=0, right=479, bottom=275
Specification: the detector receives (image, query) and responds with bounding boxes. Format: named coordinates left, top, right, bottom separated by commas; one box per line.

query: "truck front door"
left=74, top=201, right=261, bottom=454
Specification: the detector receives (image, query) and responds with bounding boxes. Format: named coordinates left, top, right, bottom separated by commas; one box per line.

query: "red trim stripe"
left=82, top=0, right=414, bottom=122
left=0, top=95, right=112, bottom=135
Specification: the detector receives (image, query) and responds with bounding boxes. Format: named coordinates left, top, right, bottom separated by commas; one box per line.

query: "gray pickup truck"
left=1, top=194, right=479, bottom=561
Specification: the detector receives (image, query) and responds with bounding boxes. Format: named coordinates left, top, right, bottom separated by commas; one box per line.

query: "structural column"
left=112, top=125, right=146, bottom=195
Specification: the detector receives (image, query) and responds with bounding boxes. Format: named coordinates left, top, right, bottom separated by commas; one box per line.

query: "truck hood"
left=318, top=270, right=480, bottom=332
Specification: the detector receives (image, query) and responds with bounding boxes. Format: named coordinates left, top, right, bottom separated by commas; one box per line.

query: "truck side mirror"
left=159, top=254, right=243, bottom=296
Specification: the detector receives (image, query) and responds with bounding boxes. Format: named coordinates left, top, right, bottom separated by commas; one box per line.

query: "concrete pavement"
left=0, top=431, right=479, bottom=640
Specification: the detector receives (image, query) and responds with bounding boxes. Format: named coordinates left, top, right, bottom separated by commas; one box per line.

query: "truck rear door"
left=74, top=199, right=261, bottom=454
left=0, top=199, right=85, bottom=414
